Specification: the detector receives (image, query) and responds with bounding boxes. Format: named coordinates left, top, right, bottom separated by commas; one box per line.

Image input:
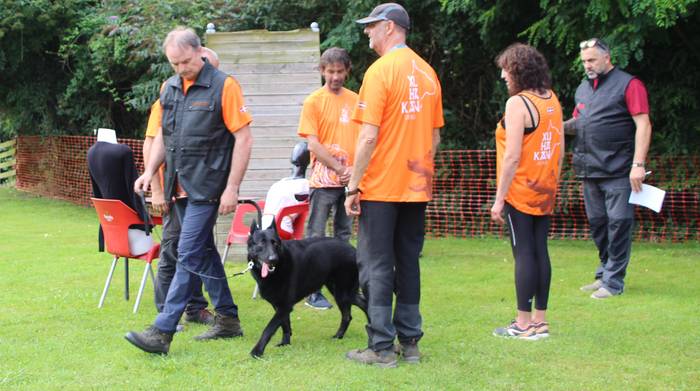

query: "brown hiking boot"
left=193, top=314, right=243, bottom=341
left=125, top=325, right=173, bottom=355
left=394, top=342, right=421, bottom=363
left=346, top=348, right=398, bottom=368
left=185, top=308, right=215, bottom=326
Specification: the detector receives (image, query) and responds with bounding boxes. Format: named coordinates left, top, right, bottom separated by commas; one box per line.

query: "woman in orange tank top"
left=491, top=43, right=564, bottom=340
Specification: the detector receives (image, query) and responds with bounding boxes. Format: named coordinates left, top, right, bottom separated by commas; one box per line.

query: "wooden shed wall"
left=205, top=28, right=320, bottom=260
left=206, top=29, right=320, bottom=198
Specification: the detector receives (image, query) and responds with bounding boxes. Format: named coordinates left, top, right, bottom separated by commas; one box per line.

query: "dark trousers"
left=154, top=203, right=208, bottom=314
left=504, top=203, right=552, bottom=312
left=583, top=177, right=635, bottom=294
left=306, top=187, right=352, bottom=241
left=357, top=201, right=425, bottom=352
left=154, top=200, right=238, bottom=333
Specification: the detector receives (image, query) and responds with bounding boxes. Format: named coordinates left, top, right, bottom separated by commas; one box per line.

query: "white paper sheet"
left=628, top=184, right=666, bottom=213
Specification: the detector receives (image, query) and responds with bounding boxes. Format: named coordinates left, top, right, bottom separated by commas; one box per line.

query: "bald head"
left=202, top=47, right=220, bottom=69
left=162, top=27, right=201, bottom=52
left=163, top=27, right=205, bottom=81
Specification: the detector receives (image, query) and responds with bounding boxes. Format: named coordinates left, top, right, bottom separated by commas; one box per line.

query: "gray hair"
left=162, top=26, right=201, bottom=52
left=320, top=47, right=352, bottom=71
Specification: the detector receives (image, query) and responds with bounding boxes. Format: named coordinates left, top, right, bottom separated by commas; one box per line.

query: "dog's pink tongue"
left=261, top=263, right=269, bottom=278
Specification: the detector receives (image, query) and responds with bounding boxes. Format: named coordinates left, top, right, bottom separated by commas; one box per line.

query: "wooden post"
left=0, top=139, right=17, bottom=183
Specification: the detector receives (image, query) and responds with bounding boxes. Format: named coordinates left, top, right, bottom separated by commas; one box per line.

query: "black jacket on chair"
left=87, top=141, right=147, bottom=251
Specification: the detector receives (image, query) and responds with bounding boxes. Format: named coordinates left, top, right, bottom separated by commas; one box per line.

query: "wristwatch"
left=631, top=162, right=645, bottom=168
left=345, top=187, right=361, bottom=196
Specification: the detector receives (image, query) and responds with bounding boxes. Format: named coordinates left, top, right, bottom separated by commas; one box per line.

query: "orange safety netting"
left=16, top=135, right=144, bottom=206
left=15, top=136, right=700, bottom=242
left=429, top=150, right=699, bottom=241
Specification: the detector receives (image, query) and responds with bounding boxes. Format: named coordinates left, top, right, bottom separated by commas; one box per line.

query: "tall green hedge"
left=1, top=0, right=698, bottom=153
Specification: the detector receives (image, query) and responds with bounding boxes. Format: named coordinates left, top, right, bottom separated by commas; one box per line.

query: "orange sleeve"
left=297, top=95, right=320, bottom=137
left=352, top=65, right=385, bottom=127
left=145, top=99, right=162, bottom=138
left=222, top=77, right=253, bottom=133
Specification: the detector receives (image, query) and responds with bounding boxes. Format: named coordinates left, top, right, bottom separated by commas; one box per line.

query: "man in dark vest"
left=144, top=47, right=222, bottom=327
left=564, top=38, right=652, bottom=299
left=125, top=27, right=253, bottom=354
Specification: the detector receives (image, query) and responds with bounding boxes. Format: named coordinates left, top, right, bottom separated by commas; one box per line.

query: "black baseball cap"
left=356, top=3, right=410, bottom=30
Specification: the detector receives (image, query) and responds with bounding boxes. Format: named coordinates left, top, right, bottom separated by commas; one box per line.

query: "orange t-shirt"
left=145, top=100, right=162, bottom=137
left=495, top=91, right=563, bottom=215
left=352, top=47, right=444, bottom=202
left=298, top=87, right=359, bottom=188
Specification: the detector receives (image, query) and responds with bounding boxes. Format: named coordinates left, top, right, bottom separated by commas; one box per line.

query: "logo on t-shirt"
left=340, top=104, right=350, bottom=124
left=401, top=60, right=438, bottom=119
left=407, top=150, right=434, bottom=198
left=533, top=120, right=561, bottom=162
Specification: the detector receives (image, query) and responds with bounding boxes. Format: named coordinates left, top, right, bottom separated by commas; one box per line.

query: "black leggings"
left=504, top=203, right=552, bottom=312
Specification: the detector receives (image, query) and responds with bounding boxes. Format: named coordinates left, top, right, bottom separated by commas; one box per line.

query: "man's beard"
left=585, top=69, right=602, bottom=79
left=328, top=81, right=343, bottom=92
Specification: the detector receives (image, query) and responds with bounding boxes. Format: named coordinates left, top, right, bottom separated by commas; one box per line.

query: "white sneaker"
left=591, top=287, right=616, bottom=299
left=580, top=279, right=603, bottom=292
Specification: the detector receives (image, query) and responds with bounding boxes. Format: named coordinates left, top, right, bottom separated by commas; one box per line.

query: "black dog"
left=247, top=221, right=367, bottom=358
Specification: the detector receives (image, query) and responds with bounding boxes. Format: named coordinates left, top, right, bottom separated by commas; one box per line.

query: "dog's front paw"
left=276, top=340, right=290, bottom=347
left=332, top=333, right=345, bottom=339
left=250, top=347, right=264, bottom=358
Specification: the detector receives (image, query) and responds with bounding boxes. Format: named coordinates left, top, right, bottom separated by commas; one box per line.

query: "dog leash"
left=228, top=261, right=277, bottom=278
left=230, top=261, right=254, bottom=277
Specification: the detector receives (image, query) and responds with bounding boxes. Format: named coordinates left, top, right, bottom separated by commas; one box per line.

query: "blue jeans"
left=154, top=199, right=238, bottom=333
left=154, top=205, right=208, bottom=314
left=583, top=177, right=635, bottom=294
left=306, top=187, right=352, bottom=241
left=357, top=201, right=426, bottom=351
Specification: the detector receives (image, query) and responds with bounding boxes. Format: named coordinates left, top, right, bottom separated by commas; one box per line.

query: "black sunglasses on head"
left=579, top=38, right=609, bottom=52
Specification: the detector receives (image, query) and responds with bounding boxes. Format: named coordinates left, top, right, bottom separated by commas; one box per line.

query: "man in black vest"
left=144, top=47, right=222, bottom=327
left=564, top=38, right=652, bottom=299
left=125, top=27, right=253, bottom=354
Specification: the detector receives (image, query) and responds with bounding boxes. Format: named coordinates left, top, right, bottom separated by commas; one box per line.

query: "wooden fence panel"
left=206, top=28, right=320, bottom=200
left=0, top=139, right=17, bottom=183
left=206, top=28, right=321, bottom=255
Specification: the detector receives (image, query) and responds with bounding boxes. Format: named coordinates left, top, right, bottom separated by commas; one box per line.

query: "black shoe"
left=193, top=314, right=243, bottom=341
left=125, top=325, right=173, bottom=355
left=184, top=308, right=215, bottom=326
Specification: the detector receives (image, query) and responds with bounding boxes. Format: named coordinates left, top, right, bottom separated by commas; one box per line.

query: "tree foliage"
left=0, top=0, right=698, bottom=153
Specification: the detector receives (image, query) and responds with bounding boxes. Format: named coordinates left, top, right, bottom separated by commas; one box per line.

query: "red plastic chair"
left=221, top=199, right=265, bottom=266
left=91, top=198, right=160, bottom=313
left=255, top=201, right=309, bottom=299
left=274, top=202, right=310, bottom=240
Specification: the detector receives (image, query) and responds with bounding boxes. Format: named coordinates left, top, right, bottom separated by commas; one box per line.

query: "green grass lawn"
left=0, top=186, right=698, bottom=390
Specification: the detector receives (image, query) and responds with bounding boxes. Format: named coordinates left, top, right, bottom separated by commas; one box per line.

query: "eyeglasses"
left=579, top=38, right=609, bottom=52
